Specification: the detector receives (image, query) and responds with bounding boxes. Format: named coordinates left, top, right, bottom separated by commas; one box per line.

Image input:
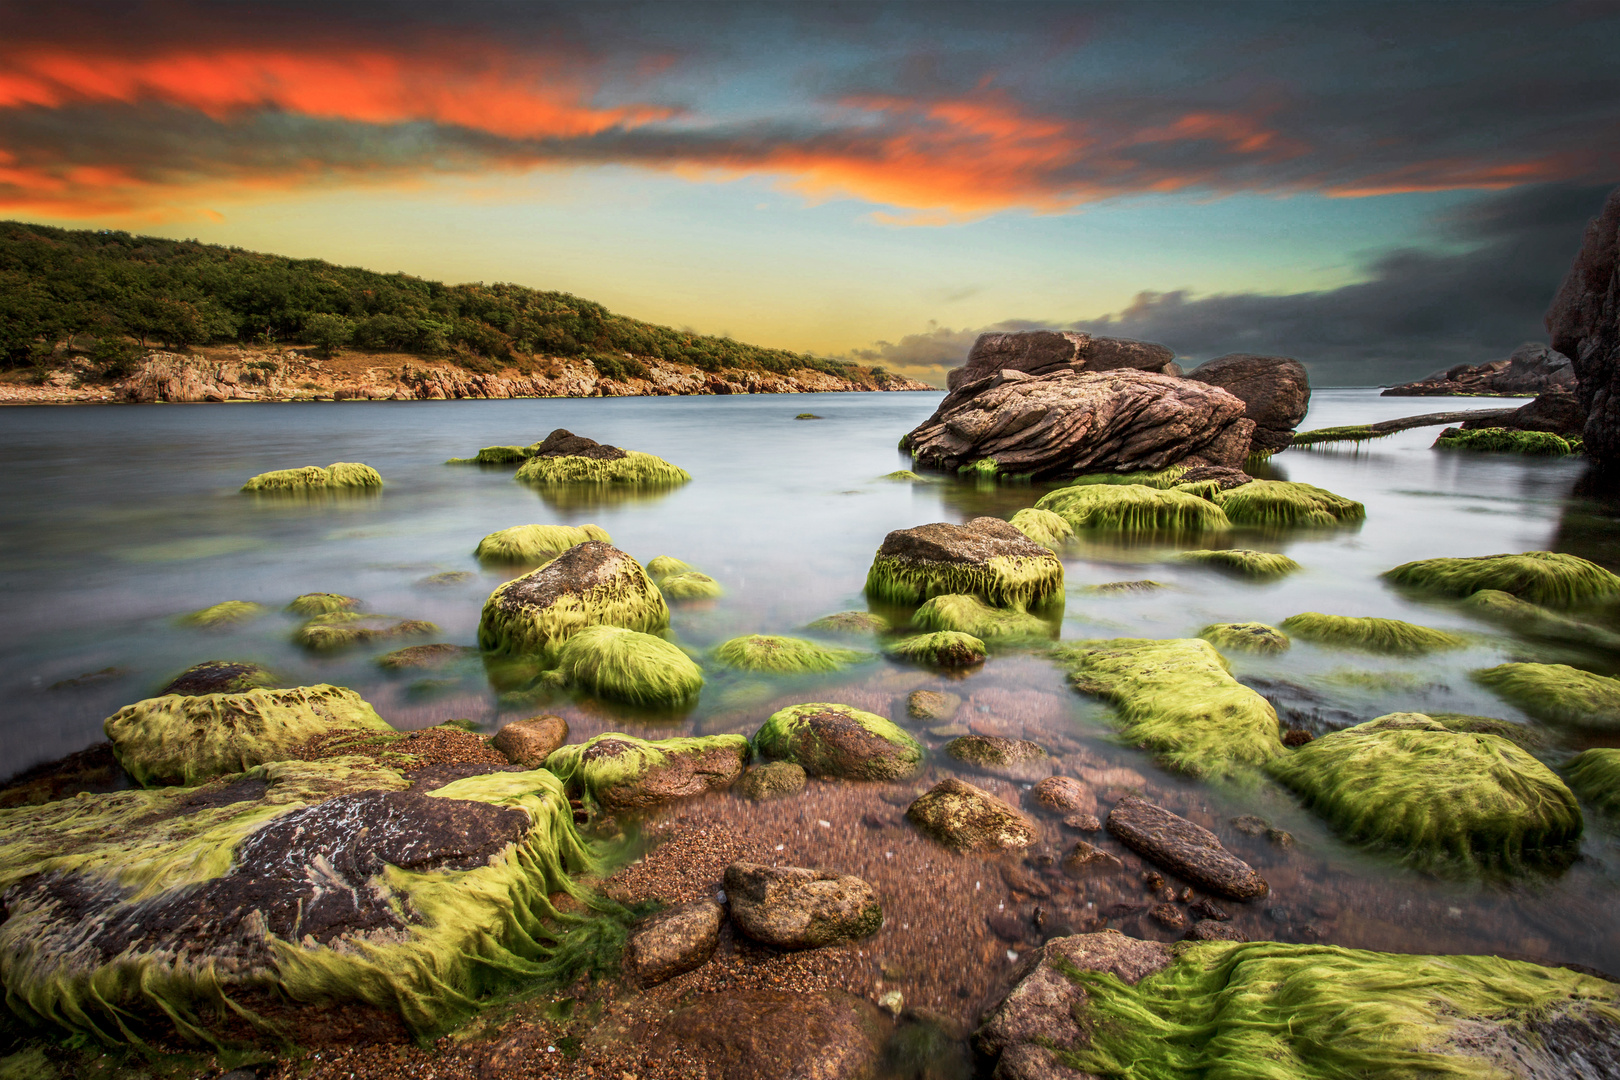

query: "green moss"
left=1199, top=622, right=1290, bottom=654
left=544, top=733, right=749, bottom=808
left=478, top=548, right=670, bottom=659
left=103, top=684, right=395, bottom=786
left=1067, top=467, right=1188, bottom=489
left=417, top=571, right=474, bottom=587
left=1052, top=638, right=1282, bottom=777
left=1287, top=423, right=1393, bottom=446
left=1081, top=580, right=1166, bottom=595
left=1007, top=507, right=1073, bottom=547
left=178, top=601, right=266, bottom=628
left=885, top=631, right=986, bottom=668
left=796, top=413, right=822, bottom=420
left=910, top=594, right=1053, bottom=640
left=1266, top=713, right=1581, bottom=871
left=644, top=555, right=697, bottom=582
left=864, top=553, right=1064, bottom=611
left=294, top=613, right=438, bottom=651
left=473, top=445, right=533, bottom=464
left=514, top=450, right=690, bottom=487
left=286, top=592, right=359, bottom=616
left=1425, top=713, right=1546, bottom=751
left=474, top=523, right=612, bottom=564
left=1034, top=484, right=1231, bottom=534
left=1211, top=480, right=1365, bottom=528
left=714, top=635, right=867, bottom=674
left=807, top=611, right=891, bottom=634
left=1057, top=940, right=1620, bottom=1080
left=1568, top=748, right=1620, bottom=817
left=1460, top=589, right=1620, bottom=650
left=240, top=462, right=382, bottom=491
left=1317, top=668, right=1431, bottom=692
left=1279, top=612, right=1468, bottom=655
left=1383, top=550, right=1620, bottom=608
left=958, top=458, right=1001, bottom=478
left=752, top=703, right=923, bottom=781
left=550, top=626, right=704, bottom=707
left=1179, top=549, right=1301, bottom=579
left=1434, top=426, right=1577, bottom=455
left=1473, top=663, right=1620, bottom=729
left=879, top=469, right=932, bottom=482
left=660, top=571, right=723, bottom=600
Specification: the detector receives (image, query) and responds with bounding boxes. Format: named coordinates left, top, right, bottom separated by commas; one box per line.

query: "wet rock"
left=491, top=715, right=569, bottom=767
left=655, top=989, right=887, bottom=1080
left=1106, top=796, right=1268, bottom=900
left=866, top=517, right=1064, bottom=609
left=944, top=735, right=1050, bottom=780
left=1149, top=903, right=1188, bottom=931
left=1190, top=897, right=1231, bottom=922
left=376, top=644, right=475, bottom=671
left=907, top=689, right=961, bottom=721
left=986, top=910, right=1030, bottom=943
left=753, top=703, right=923, bottom=782
left=1062, top=841, right=1124, bottom=877
left=1186, top=919, right=1250, bottom=942
left=1030, top=775, right=1096, bottom=815
left=945, top=331, right=1175, bottom=398
left=1063, top=812, right=1102, bottom=832
left=1000, top=863, right=1052, bottom=899
left=905, top=777, right=1037, bottom=853
left=1547, top=185, right=1620, bottom=468
left=294, top=614, right=438, bottom=652
left=926, top=722, right=972, bottom=739
left=155, top=661, right=278, bottom=696
left=1185, top=353, right=1311, bottom=454
left=477, top=541, right=669, bottom=656
left=739, top=760, right=807, bottom=801
left=1177, top=464, right=1255, bottom=489
left=545, top=733, right=750, bottom=812
left=723, top=862, right=882, bottom=949
left=526, top=428, right=627, bottom=461
left=0, top=742, right=127, bottom=808
left=625, top=900, right=723, bottom=986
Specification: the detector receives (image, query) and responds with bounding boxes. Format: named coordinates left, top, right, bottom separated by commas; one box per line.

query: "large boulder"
left=1184, top=353, right=1311, bottom=454
left=945, top=331, right=1175, bottom=396
left=477, top=541, right=669, bottom=657
left=1547, top=185, right=1620, bottom=468
left=1382, top=342, right=1579, bottom=398
left=903, top=368, right=1255, bottom=478
left=865, top=517, right=1064, bottom=610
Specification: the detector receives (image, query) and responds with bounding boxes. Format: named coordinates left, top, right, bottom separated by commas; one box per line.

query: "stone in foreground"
left=625, top=900, right=724, bottom=986
left=1106, top=796, right=1267, bottom=900
left=478, top=541, right=670, bottom=657
left=724, top=862, right=882, bottom=949
left=865, top=517, right=1064, bottom=609
left=491, top=715, right=569, bottom=768
left=906, top=777, right=1037, bottom=852
left=544, top=733, right=750, bottom=812
left=752, top=703, right=923, bottom=781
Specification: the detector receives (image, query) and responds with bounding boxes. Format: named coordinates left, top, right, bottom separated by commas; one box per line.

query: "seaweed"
left=1383, top=550, right=1620, bottom=609
left=1066, top=467, right=1188, bottom=489
left=241, top=463, right=382, bottom=491
left=883, top=631, right=986, bottom=668
left=551, top=626, right=704, bottom=707
left=864, top=553, right=1064, bottom=611
left=1433, top=426, right=1577, bottom=456
left=1473, top=663, right=1620, bottom=729
left=514, top=451, right=690, bottom=488
left=659, top=572, right=723, bottom=600
left=179, top=601, right=266, bottom=629
left=909, top=594, right=1053, bottom=640
left=1279, top=612, right=1467, bottom=655
left=1007, top=507, right=1073, bottom=547
left=1199, top=623, right=1290, bottom=655
left=752, top=703, right=923, bottom=781
left=285, top=593, right=359, bottom=617
left=1034, top=484, right=1231, bottom=534
left=807, top=611, right=891, bottom=635
left=713, top=635, right=867, bottom=674
left=474, top=524, right=611, bottom=564
left=1567, top=748, right=1620, bottom=817
left=1460, top=589, right=1620, bottom=650
left=1211, top=481, right=1364, bottom=528
left=1179, top=549, right=1301, bottom=580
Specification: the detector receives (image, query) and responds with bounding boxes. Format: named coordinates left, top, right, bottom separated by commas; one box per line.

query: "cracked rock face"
left=1184, top=353, right=1311, bottom=454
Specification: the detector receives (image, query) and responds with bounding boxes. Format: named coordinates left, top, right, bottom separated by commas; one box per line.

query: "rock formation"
left=1184, top=353, right=1311, bottom=454
left=1382, top=342, right=1578, bottom=397
left=1547, top=185, right=1620, bottom=468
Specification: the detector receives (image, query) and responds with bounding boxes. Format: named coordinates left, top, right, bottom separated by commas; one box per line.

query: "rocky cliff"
left=1547, top=185, right=1620, bottom=469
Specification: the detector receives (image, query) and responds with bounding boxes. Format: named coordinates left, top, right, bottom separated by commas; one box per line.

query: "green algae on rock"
left=294, top=612, right=438, bottom=651
left=0, top=757, right=622, bottom=1043
left=1211, top=480, right=1365, bottom=528
left=1434, top=426, right=1578, bottom=455
left=1383, top=550, right=1620, bottom=608
left=1460, top=589, right=1620, bottom=650
left=474, top=523, right=612, bottom=564
left=885, top=631, right=987, bottom=668
left=1266, top=713, right=1582, bottom=871
left=286, top=591, right=360, bottom=616
left=1179, top=549, right=1301, bottom=579
left=545, top=732, right=750, bottom=812
left=1279, top=612, right=1468, bottom=655
left=1199, top=622, right=1291, bottom=654
left=1067, top=467, right=1188, bottom=489
left=479, top=541, right=669, bottom=658
left=516, top=450, right=690, bottom=487
left=660, top=571, right=724, bottom=600
left=240, top=461, right=382, bottom=491
left=752, top=703, right=923, bottom=781
left=178, top=600, right=266, bottom=629
left=865, top=517, right=1065, bottom=610
left=1007, top=507, right=1073, bottom=547
left=1035, top=484, right=1231, bottom=534
left=878, top=469, right=933, bottom=482
left=156, top=660, right=279, bottom=696
left=103, top=684, right=394, bottom=786
left=551, top=625, right=704, bottom=707
left=807, top=610, right=891, bottom=635
left=1052, top=638, right=1282, bottom=777
left=1473, top=662, right=1620, bottom=729
left=1568, top=748, right=1620, bottom=817
left=910, top=594, right=1054, bottom=640
left=714, top=634, right=867, bottom=675
left=376, top=643, right=476, bottom=671
left=644, top=555, right=696, bottom=582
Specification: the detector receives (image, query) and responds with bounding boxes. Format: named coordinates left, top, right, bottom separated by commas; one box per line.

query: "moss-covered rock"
left=1434, top=426, right=1577, bottom=455
left=1211, top=480, right=1365, bottom=527
left=1279, top=612, right=1468, bottom=655
left=155, top=660, right=278, bottom=696
left=715, top=635, right=867, bottom=675
left=910, top=594, right=1054, bottom=640
left=905, top=777, right=1036, bottom=852
left=660, top=571, right=724, bottom=600
left=739, top=761, right=807, bottom=801
left=1179, top=549, right=1301, bottom=579
left=286, top=592, right=360, bottom=616
left=1199, top=622, right=1290, bottom=654
left=1568, top=748, right=1620, bottom=817
left=1425, top=712, right=1546, bottom=751
left=1080, top=579, right=1165, bottom=595
left=515, top=451, right=690, bottom=487
left=907, top=689, right=960, bottom=721
left=1383, top=550, right=1620, bottom=608
left=551, top=626, right=704, bottom=707
left=1052, top=638, right=1282, bottom=777
left=807, top=611, right=891, bottom=634
left=885, top=631, right=986, bottom=668
left=416, top=570, right=474, bottom=587
left=1035, top=483, right=1231, bottom=533
left=1266, top=713, right=1582, bottom=871
left=1474, top=662, right=1620, bottom=728
left=474, top=523, right=611, bottom=564
left=103, top=684, right=394, bottom=786
left=644, top=555, right=696, bottom=582
left=545, top=733, right=749, bottom=811
left=1007, top=507, right=1073, bottom=547
left=478, top=541, right=669, bottom=658
left=1068, top=468, right=1188, bottom=489
left=0, top=758, right=613, bottom=1042
left=865, top=518, right=1064, bottom=610
left=944, top=735, right=1048, bottom=778
left=1460, top=589, right=1620, bottom=650
left=178, top=601, right=265, bottom=628
left=376, top=643, right=477, bottom=671
left=294, top=613, right=438, bottom=651
left=753, top=703, right=924, bottom=781
left=241, top=462, right=382, bottom=491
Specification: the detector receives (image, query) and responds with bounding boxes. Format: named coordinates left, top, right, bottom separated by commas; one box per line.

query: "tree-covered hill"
left=0, top=221, right=873, bottom=382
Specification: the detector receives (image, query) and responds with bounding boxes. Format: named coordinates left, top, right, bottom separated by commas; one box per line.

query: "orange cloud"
left=1324, top=156, right=1574, bottom=198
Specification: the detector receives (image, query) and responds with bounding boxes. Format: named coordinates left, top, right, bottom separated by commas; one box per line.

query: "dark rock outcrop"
left=1383, top=343, right=1578, bottom=398
left=1548, top=186, right=1620, bottom=467
left=723, top=862, right=882, bottom=948
left=527, top=428, right=627, bottom=461
left=1185, top=353, right=1311, bottom=454
left=945, top=331, right=1176, bottom=396
left=1106, top=796, right=1268, bottom=900
left=1460, top=387, right=1587, bottom=437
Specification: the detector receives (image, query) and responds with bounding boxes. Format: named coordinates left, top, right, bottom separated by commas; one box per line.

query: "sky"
left=3, top=1, right=1619, bottom=385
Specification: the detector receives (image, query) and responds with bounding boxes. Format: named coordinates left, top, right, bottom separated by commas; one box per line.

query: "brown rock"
left=1062, top=812, right=1102, bottom=832
left=986, top=910, right=1030, bottom=943
left=527, top=428, right=627, bottom=461
left=739, top=760, right=807, bottom=801
left=943, top=330, right=1174, bottom=401
left=1383, top=343, right=1579, bottom=399
left=1461, top=385, right=1587, bottom=436
left=1061, top=841, right=1123, bottom=877
left=1185, top=353, right=1311, bottom=454
left=905, top=777, right=1037, bottom=853
left=1177, top=464, right=1254, bottom=489
left=1185, top=919, right=1250, bottom=942
left=492, top=715, right=569, bottom=767
left=625, top=900, right=723, bottom=986
left=1000, top=863, right=1053, bottom=899
left=723, top=862, right=883, bottom=949
left=870, top=518, right=1062, bottom=608
left=1547, top=187, right=1620, bottom=467
left=1189, top=897, right=1231, bottom=922
left=1107, top=797, right=1268, bottom=900
left=907, top=689, right=961, bottom=721
left=1030, top=775, right=1096, bottom=815
left=1149, top=903, right=1188, bottom=931
left=944, top=735, right=1050, bottom=781
left=655, top=989, right=887, bottom=1080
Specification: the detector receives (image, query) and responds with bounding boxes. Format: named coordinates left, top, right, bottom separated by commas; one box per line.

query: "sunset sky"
left=5, top=1, right=1619, bottom=384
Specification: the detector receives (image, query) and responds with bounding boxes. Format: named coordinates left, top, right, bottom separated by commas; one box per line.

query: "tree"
left=303, top=313, right=354, bottom=358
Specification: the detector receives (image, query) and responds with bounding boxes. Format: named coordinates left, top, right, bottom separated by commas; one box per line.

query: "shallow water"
left=2, top=387, right=1619, bottom=990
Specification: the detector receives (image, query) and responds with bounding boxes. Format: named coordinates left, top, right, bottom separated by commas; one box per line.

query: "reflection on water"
left=2, top=388, right=1620, bottom=978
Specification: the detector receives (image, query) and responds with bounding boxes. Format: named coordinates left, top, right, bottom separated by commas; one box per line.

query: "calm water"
left=2, top=388, right=1619, bottom=976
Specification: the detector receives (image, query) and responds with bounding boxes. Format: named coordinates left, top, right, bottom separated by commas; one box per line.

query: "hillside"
left=0, top=221, right=924, bottom=401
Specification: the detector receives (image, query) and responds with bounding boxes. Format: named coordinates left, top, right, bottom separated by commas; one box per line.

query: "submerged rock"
left=1383, top=550, right=1620, bottom=608
left=1568, top=748, right=1620, bottom=817
left=1007, top=506, right=1073, bottom=547
left=545, top=733, right=749, bottom=812
left=944, top=735, right=1050, bottom=780
left=552, top=625, right=704, bottom=707
left=715, top=634, right=867, bottom=674
left=865, top=517, right=1064, bottom=610
left=1106, top=796, right=1268, bottom=900
left=478, top=541, right=669, bottom=657
left=179, top=601, right=266, bottom=628
left=156, top=660, right=278, bottom=696
left=1279, top=612, right=1467, bottom=656
left=1030, top=775, right=1097, bottom=815
left=906, top=777, right=1037, bottom=852
left=1474, top=662, right=1620, bottom=729
left=295, top=613, right=438, bottom=651
left=491, top=715, right=569, bottom=768
left=287, top=592, right=360, bottom=616
left=1199, top=622, right=1291, bottom=655
left=910, top=594, right=1054, bottom=639
left=885, top=631, right=987, bottom=668
left=907, top=689, right=961, bottom=721
left=376, top=643, right=476, bottom=671
left=660, top=571, right=724, bottom=600
left=752, top=703, right=923, bottom=781
left=807, top=610, right=891, bottom=635
left=1184, top=353, right=1311, bottom=454
left=1460, top=589, right=1620, bottom=650
left=625, top=900, right=723, bottom=986
left=1036, top=483, right=1232, bottom=534
left=473, top=523, right=611, bottom=564
left=241, top=462, right=382, bottom=491
left=1180, top=549, right=1301, bottom=580
left=738, top=760, right=807, bottom=801
left=723, top=862, right=882, bottom=948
